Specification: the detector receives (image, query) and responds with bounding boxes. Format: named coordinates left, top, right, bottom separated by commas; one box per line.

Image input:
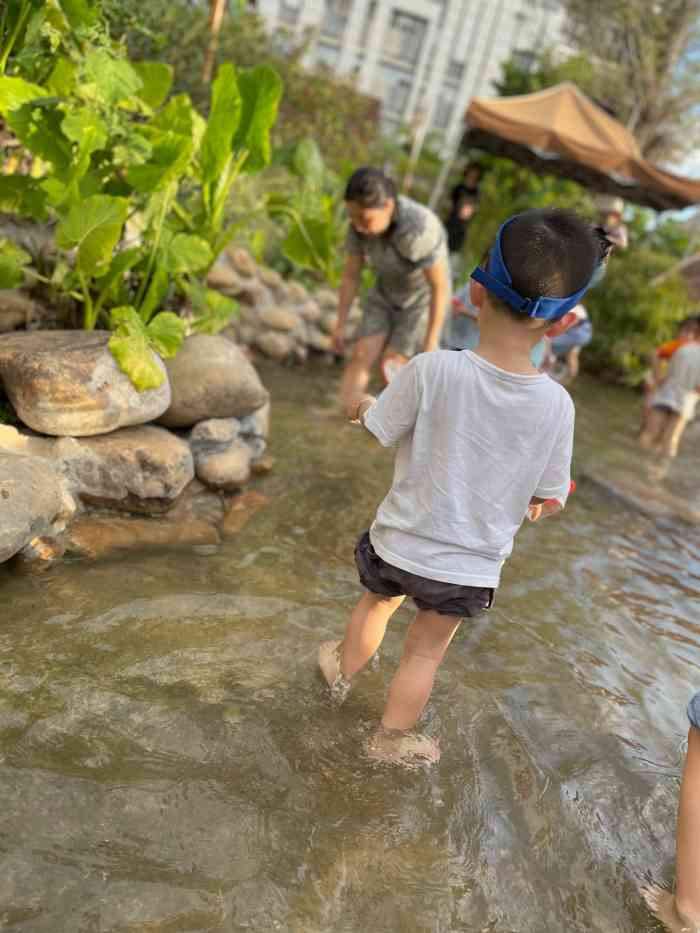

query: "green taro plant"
left=0, top=0, right=281, bottom=389
left=267, top=137, right=348, bottom=289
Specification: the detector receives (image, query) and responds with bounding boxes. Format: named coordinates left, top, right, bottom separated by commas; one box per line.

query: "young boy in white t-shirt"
left=318, top=209, right=610, bottom=766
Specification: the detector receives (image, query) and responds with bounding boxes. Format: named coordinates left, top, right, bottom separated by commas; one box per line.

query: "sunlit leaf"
left=233, top=65, right=283, bottom=173
left=132, top=62, right=173, bottom=110
left=109, top=306, right=166, bottom=391
left=56, top=194, right=129, bottom=274
left=0, top=239, right=31, bottom=289
left=146, top=311, right=185, bottom=357
left=200, top=63, right=242, bottom=185
left=166, top=234, right=212, bottom=275
left=82, top=49, right=142, bottom=106
left=0, top=76, right=47, bottom=113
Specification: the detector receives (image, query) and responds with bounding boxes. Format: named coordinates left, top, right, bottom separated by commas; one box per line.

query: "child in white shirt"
left=319, top=209, right=610, bottom=766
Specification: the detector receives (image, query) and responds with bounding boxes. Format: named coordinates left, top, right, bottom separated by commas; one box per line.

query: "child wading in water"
left=319, top=209, right=610, bottom=766
left=643, top=692, right=700, bottom=932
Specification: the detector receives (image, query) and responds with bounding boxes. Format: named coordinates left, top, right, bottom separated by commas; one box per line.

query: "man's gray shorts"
left=688, top=692, right=700, bottom=729
left=355, top=290, right=429, bottom=357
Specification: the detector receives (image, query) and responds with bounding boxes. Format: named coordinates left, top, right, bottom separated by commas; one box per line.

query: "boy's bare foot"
left=642, top=883, right=700, bottom=932
left=318, top=640, right=351, bottom=701
left=366, top=727, right=441, bottom=768
left=318, top=640, right=342, bottom=686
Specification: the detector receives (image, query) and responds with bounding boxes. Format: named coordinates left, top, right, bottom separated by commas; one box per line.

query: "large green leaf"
left=57, top=0, right=99, bottom=29
left=47, top=58, right=77, bottom=97
left=282, top=217, right=331, bottom=270
left=166, top=234, right=212, bottom=275
left=56, top=195, right=129, bottom=275
left=146, top=311, right=185, bottom=358
left=125, top=135, right=193, bottom=193
left=0, top=176, right=48, bottom=221
left=61, top=107, right=108, bottom=185
left=200, top=63, right=242, bottom=185
left=233, top=65, right=283, bottom=173
left=191, top=289, right=238, bottom=335
left=152, top=94, right=196, bottom=136
left=292, top=138, right=325, bottom=187
left=0, top=76, right=47, bottom=114
left=0, top=239, right=31, bottom=289
left=132, top=62, right=173, bottom=110
left=108, top=306, right=166, bottom=391
left=81, top=49, right=142, bottom=106
left=6, top=102, right=72, bottom=173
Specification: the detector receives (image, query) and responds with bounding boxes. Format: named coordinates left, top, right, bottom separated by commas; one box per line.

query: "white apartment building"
left=254, top=0, right=568, bottom=150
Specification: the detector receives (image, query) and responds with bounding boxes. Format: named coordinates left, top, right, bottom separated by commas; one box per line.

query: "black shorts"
left=354, top=531, right=494, bottom=618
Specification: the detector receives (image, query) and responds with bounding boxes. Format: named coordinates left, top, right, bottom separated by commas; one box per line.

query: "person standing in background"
left=445, top=162, right=483, bottom=279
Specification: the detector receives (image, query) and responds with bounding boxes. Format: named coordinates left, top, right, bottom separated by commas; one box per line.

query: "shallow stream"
left=2, top=362, right=699, bottom=932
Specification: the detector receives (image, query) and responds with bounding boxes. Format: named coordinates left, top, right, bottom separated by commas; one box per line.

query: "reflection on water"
left=1, top=363, right=698, bottom=932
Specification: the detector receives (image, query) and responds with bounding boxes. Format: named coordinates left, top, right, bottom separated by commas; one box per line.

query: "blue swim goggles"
left=470, top=216, right=607, bottom=322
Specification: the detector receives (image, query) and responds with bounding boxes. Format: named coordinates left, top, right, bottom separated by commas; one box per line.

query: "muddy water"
left=1, top=361, right=699, bottom=932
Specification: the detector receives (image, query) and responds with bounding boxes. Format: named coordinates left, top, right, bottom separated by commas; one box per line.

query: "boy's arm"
left=352, top=357, right=422, bottom=446
left=422, top=259, right=450, bottom=352
left=529, top=401, right=575, bottom=520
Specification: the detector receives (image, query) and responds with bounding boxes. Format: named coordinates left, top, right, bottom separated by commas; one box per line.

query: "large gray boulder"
left=0, top=451, right=71, bottom=563
left=0, top=423, right=193, bottom=514
left=0, top=330, right=170, bottom=437
left=159, top=335, right=269, bottom=429
left=61, top=425, right=194, bottom=512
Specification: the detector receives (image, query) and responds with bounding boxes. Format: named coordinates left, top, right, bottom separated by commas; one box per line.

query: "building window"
left=446, top=60, right=464, bottom=83
left=432, top=92, right=455, bottom=130
left=383, top=11, right=428, bottom=65
left=316, top=41, right=340, bottom=68
left=278, top=0, right=300, bottom=27
left=379, top=65, right=413, bottom=116
left=321, top=0, right=351, bottom=39
left=361, top=1, right=377, bottom=45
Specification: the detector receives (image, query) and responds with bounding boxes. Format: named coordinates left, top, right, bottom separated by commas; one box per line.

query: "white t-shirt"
left=364, top=350, right=575, bottom=587
left=652, top=343, right=700, bottom=419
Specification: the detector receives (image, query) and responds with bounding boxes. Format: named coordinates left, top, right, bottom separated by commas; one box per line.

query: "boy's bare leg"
left=642, top=727, right=700, bottom=932
left=338, top=333, right=387, bottom=416
left=368, top=610, right=462, bottom=765
left=318, top=591, right=404, bottom=687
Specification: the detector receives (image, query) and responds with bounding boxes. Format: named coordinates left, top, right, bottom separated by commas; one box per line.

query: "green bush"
left=0, top=0, right=282, bottom=390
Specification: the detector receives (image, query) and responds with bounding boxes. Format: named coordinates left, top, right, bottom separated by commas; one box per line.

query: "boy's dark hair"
left=345, top=167, right=397, bottom=207
left=486, top=209, right=602, bottom=324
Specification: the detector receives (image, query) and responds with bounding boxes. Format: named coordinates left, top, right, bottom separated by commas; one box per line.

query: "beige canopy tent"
left=461, top=82, right=700, bottom=212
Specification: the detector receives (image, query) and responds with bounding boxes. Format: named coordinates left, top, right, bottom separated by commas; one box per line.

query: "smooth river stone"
left=158, top=335, right=269, bottom=429
left=0, top=330, right=170, bottom=436
left=0, top=451, right=67, bottom=562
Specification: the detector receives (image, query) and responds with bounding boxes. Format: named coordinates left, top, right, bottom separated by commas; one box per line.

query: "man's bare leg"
left=661, top=412, right=686, bottom=459
left=642, top=726, right=700, bottom=932
left=639, top=408, right=668, bottom=451
left=338, top=333, right=387, bottom=417
left=318, top=591, right=404, bottom=689
left=368, top=610, right=462, bottom=765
